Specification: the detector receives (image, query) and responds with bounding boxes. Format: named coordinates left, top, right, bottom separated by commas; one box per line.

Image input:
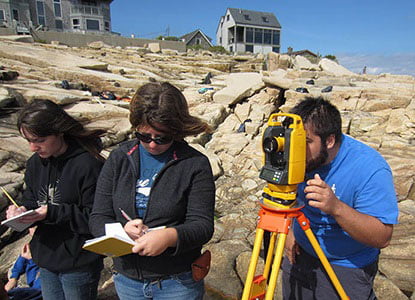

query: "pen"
left=118, top=208, right=132, bottom=221
left=1, top=187, right=20, bottom=208
left=146, top=226, right=167, bottom=232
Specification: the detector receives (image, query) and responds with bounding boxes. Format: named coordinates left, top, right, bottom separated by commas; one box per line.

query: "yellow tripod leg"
left=304, top=228, right=349, bottom=300
left=264, top=232, right=286, bottom=300
left=242, top=228, right=265, bottom=300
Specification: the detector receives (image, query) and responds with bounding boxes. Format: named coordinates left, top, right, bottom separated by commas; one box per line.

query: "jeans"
left=282, top=249, right=378, bottom=300
left=113, top=271, right=204, bottom=300
left=39, top=260, right=103, bottom=300
left=8, top=287, right=42, bottom=300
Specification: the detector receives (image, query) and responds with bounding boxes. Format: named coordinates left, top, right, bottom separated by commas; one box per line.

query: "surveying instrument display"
left=242, top=113, right=348, bottom=300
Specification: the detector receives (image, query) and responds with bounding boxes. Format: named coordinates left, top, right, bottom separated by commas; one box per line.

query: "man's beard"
left=306, top=143, right=329, bottom=173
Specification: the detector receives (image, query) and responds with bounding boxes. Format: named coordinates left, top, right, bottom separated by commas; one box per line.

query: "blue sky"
left=111, top=0, right=415, bottom=76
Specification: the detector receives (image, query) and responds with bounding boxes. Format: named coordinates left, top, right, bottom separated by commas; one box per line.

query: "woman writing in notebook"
left=6, top=99, right=105, bottom=300
left=89, top=82, right=215, bottom=300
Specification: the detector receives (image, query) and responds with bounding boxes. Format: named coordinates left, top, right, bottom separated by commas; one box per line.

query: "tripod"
left=241, top=202, right=349, bottom=300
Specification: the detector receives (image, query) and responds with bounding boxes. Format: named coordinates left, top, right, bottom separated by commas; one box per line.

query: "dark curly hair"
left=290, top=96, right=342, bottom=145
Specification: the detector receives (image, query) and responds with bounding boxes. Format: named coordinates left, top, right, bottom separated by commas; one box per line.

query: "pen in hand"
left=119, top=208, right=166, bottom=234
left=119, top=208, right=132, bottom=221
left=1, top=187, right=20, bottom=208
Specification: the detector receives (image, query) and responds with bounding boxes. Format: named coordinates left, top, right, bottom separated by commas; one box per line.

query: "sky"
left=110, top=0, right=415, bottom=76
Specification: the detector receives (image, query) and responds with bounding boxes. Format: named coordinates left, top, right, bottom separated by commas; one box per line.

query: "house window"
left=245, top=45, right=253, bottom=53
left=254, top=28, right=263, bottom=44
left=230, top=46, right=233, bottom=52
left=244, top=14, right=250, bottom=21
left=0, top=10, right=5, bottom=21
left=86, top=19, right=99, bottom=30
left=272, top=47, right=280, bottom=53
left=55, top=19, right=63, bottom=30
left=262, top=16, right=269, bottom=23
left=272, top=31, right=280, bottom=45
left=36, top=1, right=45, bottom=26
left=196, top=38, right=201, bottom=45
left=12, top=9, right=19, bottom=21
left=246, top=27, right=253, bottom=43
left=236, top=26, right=244, bottom=42
left=72, top=18, right=80, bottom=29
left=54, top=0, right=62, bottom=17
left=264, top=29, right=272, bottom=45
left=226, top=15, right=230, bottom=21
left=104, top=21, right=110, bottom=31
left=219, top=37, right=222, bottom=44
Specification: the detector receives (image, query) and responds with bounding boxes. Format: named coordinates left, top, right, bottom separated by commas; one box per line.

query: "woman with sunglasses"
left=89, top=82, right=215, bottom=300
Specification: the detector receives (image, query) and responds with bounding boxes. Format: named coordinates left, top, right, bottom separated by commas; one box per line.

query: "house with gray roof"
left=180, top=29, right=212, bottom=49
left=216, top=8, right=281, bottom=54
left=0, top=0, right=112, bottom=34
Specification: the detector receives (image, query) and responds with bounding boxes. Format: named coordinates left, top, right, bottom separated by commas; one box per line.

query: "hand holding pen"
left=2, top=187, right=26, bottom=218
left=119, top=208, right=165, bottom=239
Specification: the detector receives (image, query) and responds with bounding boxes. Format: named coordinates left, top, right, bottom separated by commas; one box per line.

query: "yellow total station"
left=259, top=113, right=306, bottom=209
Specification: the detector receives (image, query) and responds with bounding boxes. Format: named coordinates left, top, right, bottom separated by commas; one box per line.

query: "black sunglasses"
left=135, top=132, right=173, bottom=145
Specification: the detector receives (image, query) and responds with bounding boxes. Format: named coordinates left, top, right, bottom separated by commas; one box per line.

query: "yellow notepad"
left=83, top=223, right=135, bottom=257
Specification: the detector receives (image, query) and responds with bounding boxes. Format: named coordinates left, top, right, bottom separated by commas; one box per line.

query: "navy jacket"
left=89, top=140, right=215, bottom=280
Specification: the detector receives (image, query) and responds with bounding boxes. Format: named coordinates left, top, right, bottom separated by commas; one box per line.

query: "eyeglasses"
left=135, top=132, right=173, bottom=145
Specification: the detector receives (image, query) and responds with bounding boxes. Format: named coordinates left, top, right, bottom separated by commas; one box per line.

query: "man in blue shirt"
left=281, top=97, right=399, bottom=299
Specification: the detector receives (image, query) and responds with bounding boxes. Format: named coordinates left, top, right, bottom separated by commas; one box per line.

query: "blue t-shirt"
left=135, top=144, right=172, bottom=219
left=294, top=134, right=399, bottom=268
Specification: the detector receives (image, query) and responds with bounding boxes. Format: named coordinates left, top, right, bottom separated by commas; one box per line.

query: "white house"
left=0, top=0, right=113, bottom=34
left=216, top=8, right=281, bottom=54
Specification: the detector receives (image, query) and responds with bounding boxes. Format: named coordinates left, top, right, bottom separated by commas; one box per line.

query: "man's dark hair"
left=290, top=97, right=342, bottom=145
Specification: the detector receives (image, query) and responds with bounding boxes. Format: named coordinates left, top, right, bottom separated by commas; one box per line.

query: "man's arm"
left=305, top=174, right=393, bottom=249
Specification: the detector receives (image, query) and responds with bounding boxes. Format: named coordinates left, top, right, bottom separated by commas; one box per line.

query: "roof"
left=228, top=8, right=281, bottom=29
left=180, top=29, right=213, bottom=46
left=286, top=49, right=318, bottom=58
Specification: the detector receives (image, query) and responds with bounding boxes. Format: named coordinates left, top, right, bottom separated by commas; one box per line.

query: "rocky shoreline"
left=0, top=38, right=414, bottom=299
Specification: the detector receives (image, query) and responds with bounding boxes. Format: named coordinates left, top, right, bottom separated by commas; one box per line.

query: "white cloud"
left=337, top=53, right=415, bottom=77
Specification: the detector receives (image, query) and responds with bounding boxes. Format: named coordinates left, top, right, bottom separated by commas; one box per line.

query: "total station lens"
left=263, top=137, right=278, bottom=153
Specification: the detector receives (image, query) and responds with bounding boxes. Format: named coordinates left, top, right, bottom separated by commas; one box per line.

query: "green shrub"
left=156, top=35, right=179, bottom=41
left=187, top=44, right=204, bottom=51
left=324, top=54, right=337, bottom=61
left=208, top=46, right=228, bottom=54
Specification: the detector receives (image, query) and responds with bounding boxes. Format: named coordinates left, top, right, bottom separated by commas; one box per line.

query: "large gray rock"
left=205, top=240, right=251, bottom=299
left=319, top=58, right=356, bottom=76
left=213, top=73, right=264, bottom=106
left=379, top=212, right=415, bottom=295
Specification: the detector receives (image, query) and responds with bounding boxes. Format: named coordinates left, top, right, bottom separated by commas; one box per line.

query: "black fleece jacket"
left=21, top=140, right=104, bottom=272
left=89, top=140, right=215, bottom=280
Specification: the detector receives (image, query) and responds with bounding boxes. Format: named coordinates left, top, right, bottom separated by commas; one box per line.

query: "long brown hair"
left=129, top=82, right=211, bottom=140
left=17, top=99, right=106, bottom=161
